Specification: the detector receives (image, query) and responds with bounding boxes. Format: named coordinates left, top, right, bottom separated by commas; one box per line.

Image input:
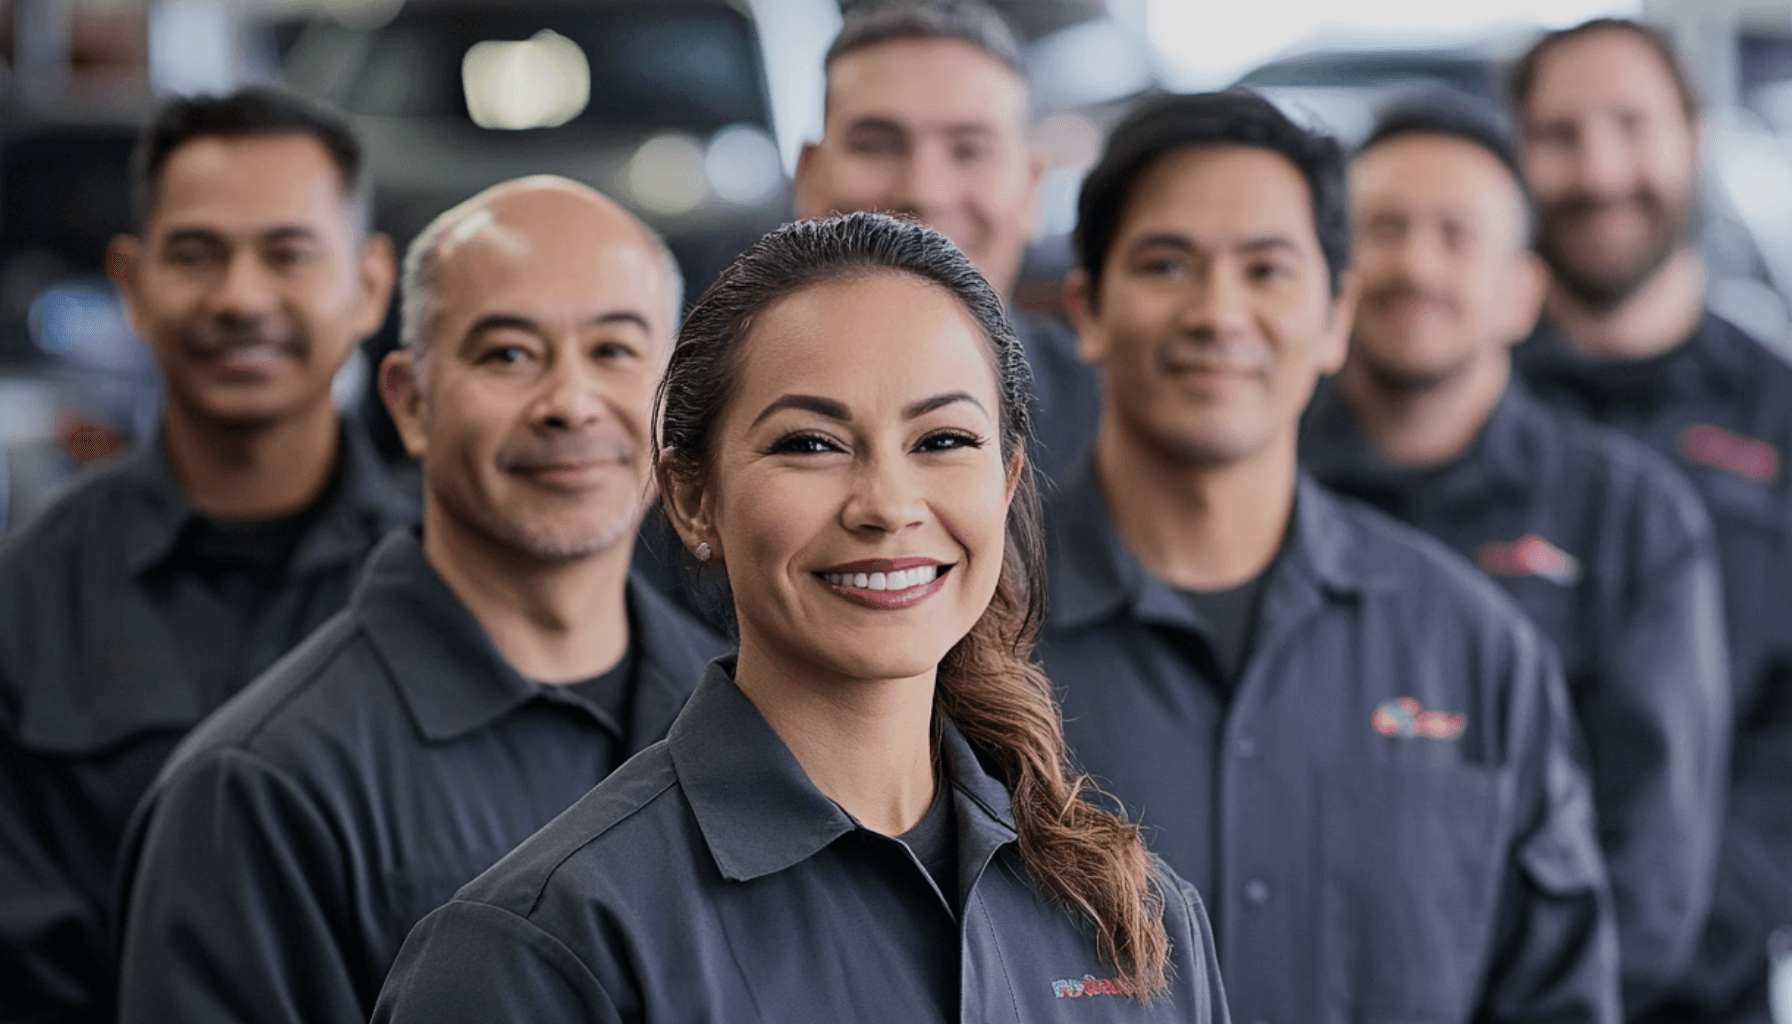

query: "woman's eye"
left=917, top=430, right=986, bottom=453
left=767, top=433, right=844, bottom=456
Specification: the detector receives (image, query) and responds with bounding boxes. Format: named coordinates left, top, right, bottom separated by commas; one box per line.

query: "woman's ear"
left=1004, top=449, right=1026, bottom=505
left=658, top=459, right=720, bottom=563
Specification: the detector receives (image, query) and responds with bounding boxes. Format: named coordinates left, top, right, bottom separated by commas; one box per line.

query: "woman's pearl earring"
left=694, top=542, right=713, bottom=563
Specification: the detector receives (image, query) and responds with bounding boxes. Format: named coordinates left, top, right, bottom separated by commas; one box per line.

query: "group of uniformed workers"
left=0, top=2, right=1786, bottom=1022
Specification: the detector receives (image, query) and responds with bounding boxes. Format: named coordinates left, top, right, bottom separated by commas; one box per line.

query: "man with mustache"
left=1039, top=91, right=1621, bottom=1024
left=112, top=176, right=725, bottom=1024
left=1301, top=98, right=1729, bottom=1020
left=1510, top=20, right=1792, bottom=1024
left=0, top=88, right=414, bottom=1023
left=793, top=0, right=1101, bottom=481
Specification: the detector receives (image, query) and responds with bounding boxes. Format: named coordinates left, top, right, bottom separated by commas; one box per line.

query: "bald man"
left=112, top=177, right=727, bottom=1024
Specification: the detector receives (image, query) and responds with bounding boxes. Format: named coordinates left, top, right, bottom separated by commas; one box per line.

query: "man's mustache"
left=1362, top=281, right=1460, bottom=317
left=1542, top=186, right=1668, bottom=224
left=497, top=434, right=639, bottom=474
left=181, top=320, right=307, bottom=360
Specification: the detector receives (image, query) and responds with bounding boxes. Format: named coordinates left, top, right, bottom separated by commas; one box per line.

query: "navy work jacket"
left=1518, top=313, right=1792, bottom=1024
left=1039, top=460, right=1620, bottom=1024
left=0, top=422, right=413, bottom=1024
left=1303, top=378, right=1731, bottom=1012
left=112, top=529, right=726, bottom=1024
left=373, top=659, right=1231, bottom=1024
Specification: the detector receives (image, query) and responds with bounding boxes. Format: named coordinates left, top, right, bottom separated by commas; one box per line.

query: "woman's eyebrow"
left=751, top=394, right=851, bottom=427
left=905, top=391, right=987, bottom=419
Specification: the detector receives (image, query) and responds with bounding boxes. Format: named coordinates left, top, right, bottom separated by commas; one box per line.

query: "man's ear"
left=106, top=234, right=148, bottom=338
left=1063, top=268, right=1106, bottom=366
left=658, top=459, right=721, bottom=565
left=1503, top=251, right=1550, bottom=347
left=352, top=232, right=398, bottom=340
left=379, top=349, right=429, bottom=462
left=793, top=142, right=827, bottom=221
left=1317, top=270, right=1361, bottom=375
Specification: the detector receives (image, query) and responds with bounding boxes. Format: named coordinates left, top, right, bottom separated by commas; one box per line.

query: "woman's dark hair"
left=654, top=211, right=1170, bottom=998
left=1075, top=89, right=1349, bottom=302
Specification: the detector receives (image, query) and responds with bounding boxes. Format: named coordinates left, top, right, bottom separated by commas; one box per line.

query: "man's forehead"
left=151, top=133, right=352, bottom=236
left=1122, top=145, right=1317, bottom=242
left=1526, top=30, right=1685, bottom=119
left=1353, top=137, right=1521, bottom=213
left=824, top=37, right=1027, bottom=128
left=436, top=220, right=667, bottom=327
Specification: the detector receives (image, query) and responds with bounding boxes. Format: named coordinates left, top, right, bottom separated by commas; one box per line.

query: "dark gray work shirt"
left=1302, top=378, right=1731, bottom=1013
left=0, top=421, right=413, bottom=1024
left=1039, top=460, right=1620, bottom=1024
left=373, top=660, right=1231, bottom=1024
left=1517, top=313, right=1792, bottom=1024
left=112, top=529, right=726, bottom=1024
left=1015, top=311, right=1104, bottom=488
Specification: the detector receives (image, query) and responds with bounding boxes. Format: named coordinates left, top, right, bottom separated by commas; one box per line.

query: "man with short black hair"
left=114, top=176, right=725, bottom=1024
left=1511, top=20, right=1792, bottom=1024
left=0, top=87, right=410, bottom=1023
left=1301, top=97, right=1729, bottom=1018
left=1042, top=90, right=1620, bottom=1023
left=793, top=0, right=1100, bottom=480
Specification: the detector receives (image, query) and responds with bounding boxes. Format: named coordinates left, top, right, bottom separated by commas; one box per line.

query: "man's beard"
left=1349, top=283, right=1479, bottom=396
left=1536, top=183, right=1695, bottom=311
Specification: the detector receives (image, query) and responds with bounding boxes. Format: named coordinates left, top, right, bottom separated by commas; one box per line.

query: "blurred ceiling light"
left=627, top=133, right=709, bottom=217
left=705, top=124, right=784, bottom=205
left=149, top=0, right=236, bottom=96
left=462, top=29, right=590, bottom=131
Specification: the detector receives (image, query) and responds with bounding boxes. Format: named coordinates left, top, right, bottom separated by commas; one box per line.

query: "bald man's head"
left=400, top=175, right=682, bottom=366
left=382, top=176, right=680, bottom=562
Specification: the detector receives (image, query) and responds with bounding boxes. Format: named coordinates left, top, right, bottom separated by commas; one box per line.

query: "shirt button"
left=1235, top=735, right=1257, bottom=758
left=1244, top=880, right=1269, bottom=905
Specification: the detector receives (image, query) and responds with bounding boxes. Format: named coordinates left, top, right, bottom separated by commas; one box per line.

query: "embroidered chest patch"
left=1476, top=534, right=1582, bottom=585
left=1373, top=697, right=1466, bottom=741
left=1679, top=423, right=1781, bottom=484
left=1053, top=975, right=1127, bottom=999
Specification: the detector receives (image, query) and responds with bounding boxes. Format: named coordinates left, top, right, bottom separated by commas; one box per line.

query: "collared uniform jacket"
left=1518, top=313, right=1792, bottom=1024
left=1039, top=461, right=1620, bottom=1024
left=373, top=659, right=1231, bottom=1024
left=112, top=529, right=727, bottom=1024
left=1303, top=378, right=1731, bottom=1013
left=0, top=423, right=414, bottom=1023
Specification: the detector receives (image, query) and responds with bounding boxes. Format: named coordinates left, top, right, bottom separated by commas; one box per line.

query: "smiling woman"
left=372, top=213, right=1228, bottom=1023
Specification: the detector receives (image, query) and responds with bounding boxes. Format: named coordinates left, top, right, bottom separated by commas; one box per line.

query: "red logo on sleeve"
left=1679, top=423, right=1781, bottom=483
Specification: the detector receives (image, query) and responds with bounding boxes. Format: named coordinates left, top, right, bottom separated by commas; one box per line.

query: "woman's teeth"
left=823, top=565, right=941, bottom=591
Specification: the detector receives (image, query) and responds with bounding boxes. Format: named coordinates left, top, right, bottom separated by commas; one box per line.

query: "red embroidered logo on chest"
left=1053, top=975, right=1126, bottom=999
left=1373, top=697, right=1466, bottom=741
left=1679, top=423, right=1781, bottom=483
left=1475, top=534, right=1582, bottom=585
